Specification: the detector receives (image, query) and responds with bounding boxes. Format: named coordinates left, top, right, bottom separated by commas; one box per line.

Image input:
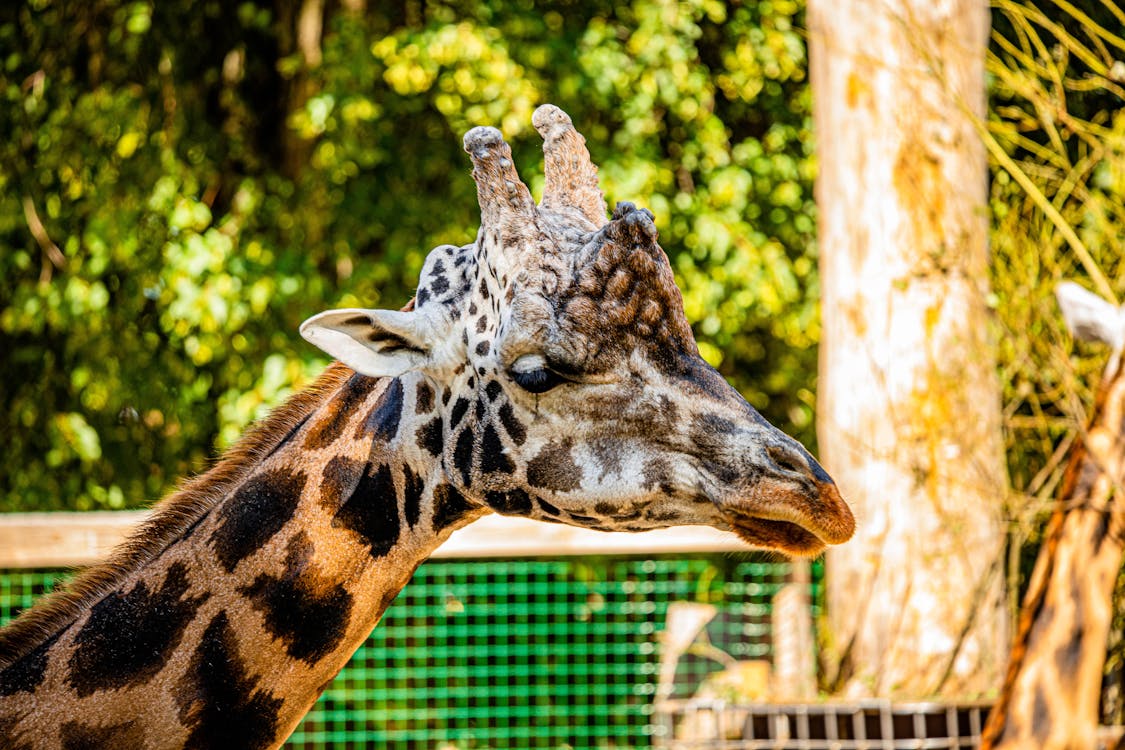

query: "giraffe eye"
left=510, top=367, right=566, bottom=394
left=509, top=354, right=568, bottom=394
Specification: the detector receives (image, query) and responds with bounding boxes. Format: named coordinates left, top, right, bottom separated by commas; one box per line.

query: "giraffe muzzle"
left=706, top=428, right=855, bottom=556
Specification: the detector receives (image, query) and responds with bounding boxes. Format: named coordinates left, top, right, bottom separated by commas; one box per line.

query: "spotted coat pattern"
left=0, top=105, right=854, bottom=750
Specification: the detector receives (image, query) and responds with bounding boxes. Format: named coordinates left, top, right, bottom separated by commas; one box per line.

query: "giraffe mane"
left=0, top=361, right=357, bottom=669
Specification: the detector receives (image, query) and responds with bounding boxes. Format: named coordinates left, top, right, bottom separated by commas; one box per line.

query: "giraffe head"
left=301, top=105, right=854, bottom=557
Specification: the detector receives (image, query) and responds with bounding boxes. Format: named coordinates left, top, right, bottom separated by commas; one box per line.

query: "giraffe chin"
left=726, top=516, right=827, bottom=558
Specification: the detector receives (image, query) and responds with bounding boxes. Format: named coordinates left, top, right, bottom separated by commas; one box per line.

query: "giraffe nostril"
left=767, top=445, right=807, bottom=477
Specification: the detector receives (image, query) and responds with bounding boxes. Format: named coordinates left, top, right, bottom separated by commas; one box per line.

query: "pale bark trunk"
left=810, top=0, right=1009, bottom=697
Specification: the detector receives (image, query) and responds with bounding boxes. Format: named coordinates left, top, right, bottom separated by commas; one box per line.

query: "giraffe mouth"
left=716, top=476, right=853, bottom=557
left=723, top=511, right=827, bottom=558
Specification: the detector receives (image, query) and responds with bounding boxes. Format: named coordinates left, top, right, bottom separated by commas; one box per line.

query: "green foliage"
left=987, top=0, right=1125, bottom=555
left=0, top=0, right=818, bottom=511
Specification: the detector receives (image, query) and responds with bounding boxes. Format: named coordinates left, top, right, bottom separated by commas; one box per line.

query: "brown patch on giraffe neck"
left=0, top=362, right=356, bottom=671
left=209, top=468, right=308, bottom=573
left=240, top=531, right=355, bottom=665
left=67, top=561, right=209, bottom=697
left=332, top=462, right=402, bottom=558
left=304, top=373, right=380, bottom=450
left=0, top=631, right=57, bottom=697
left=0, top=715, right=32, bottom=750
left=60, top=718, right=145, bottom=749
left=176, top=610, right=284, bottom=749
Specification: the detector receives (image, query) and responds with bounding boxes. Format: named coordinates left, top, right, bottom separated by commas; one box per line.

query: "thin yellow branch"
left=979, top=126, right=1117, bottom=304
left=1064, top=75, right=1125, bottom=100
left=1046, top=0, right=1125, bottom=55
left=22, top=195, right=66, bottom=285
left=1003, top=0, right=1113, bottom=74
left=990, top=30, right=1056, bottom=81
left=986, top=120, right=1068, bottom=169
left=1096, top=0, right=1125, bottom=29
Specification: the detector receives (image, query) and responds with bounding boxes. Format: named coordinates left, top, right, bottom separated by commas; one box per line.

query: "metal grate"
left=0, top=569, right=68, bottom=623
left=0, top=556, right=809, bottom=749
left=654, top=700, right=989, bottom=750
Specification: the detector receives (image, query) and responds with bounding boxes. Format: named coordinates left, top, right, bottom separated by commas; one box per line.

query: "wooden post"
left=982, top=283, right=1125, bottom=750
left=772, top=561, right=816, bottom=699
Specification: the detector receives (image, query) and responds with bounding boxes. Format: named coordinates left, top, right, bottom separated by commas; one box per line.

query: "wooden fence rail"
left=0, top=511, right=748, bottom=569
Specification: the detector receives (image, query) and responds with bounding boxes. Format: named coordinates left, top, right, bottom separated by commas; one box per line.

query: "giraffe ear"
left=1057, top=282, right=1125, bottom=352
left=300, top=308, right=431, bottom=377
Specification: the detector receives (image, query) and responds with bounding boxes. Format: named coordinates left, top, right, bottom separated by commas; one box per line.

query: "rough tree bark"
left=809, top=0, right=1009, bottom=697
left=981, top=283, right=1125, bottom=750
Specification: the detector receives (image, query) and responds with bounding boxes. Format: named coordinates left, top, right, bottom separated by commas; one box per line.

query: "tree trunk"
left=810, top=0, right=1009, bottom=697
left=275, top=0, right=325, bottom=180
left=981, top=284, right=1125, bottom=750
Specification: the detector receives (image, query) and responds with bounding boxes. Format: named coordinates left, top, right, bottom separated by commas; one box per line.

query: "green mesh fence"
left=0, top=556, right=817, bottom=749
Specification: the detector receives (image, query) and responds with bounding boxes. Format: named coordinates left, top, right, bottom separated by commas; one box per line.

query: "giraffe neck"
left=981, top=365, right=1125, bottom=748
left=0, top=367, right=486, bottom=750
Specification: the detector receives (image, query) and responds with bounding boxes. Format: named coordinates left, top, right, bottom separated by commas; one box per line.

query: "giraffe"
left=981, top=283, right=1125, bottom=750
left=0, top=105, right=855, bottom=750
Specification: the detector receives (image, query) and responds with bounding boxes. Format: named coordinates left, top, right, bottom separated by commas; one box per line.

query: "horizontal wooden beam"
left=435, top=515, right=749, bottom=559
left=0, top=511, right=149, bottom=569
left=0, top=511, right=750, bottom=569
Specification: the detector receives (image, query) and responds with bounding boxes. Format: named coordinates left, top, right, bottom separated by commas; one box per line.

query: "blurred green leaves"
left=0, top=0, right=819, bottom=511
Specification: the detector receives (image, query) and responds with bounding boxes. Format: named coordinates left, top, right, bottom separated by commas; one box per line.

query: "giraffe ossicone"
left=0, top=104, right=853, bottom=750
